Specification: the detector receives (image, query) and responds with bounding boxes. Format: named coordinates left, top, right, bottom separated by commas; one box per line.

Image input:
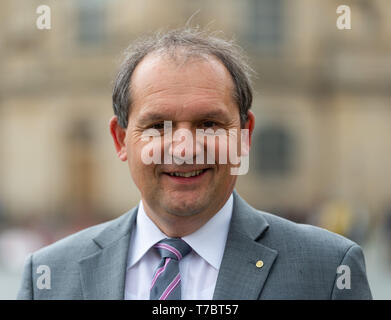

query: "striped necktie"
left=150, top=238, right=192, bottom=300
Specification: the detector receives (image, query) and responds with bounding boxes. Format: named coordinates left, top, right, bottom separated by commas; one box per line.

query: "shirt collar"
left=127, top=200, right=166, bottom=269
left=127, top=194, right=233, bottom=271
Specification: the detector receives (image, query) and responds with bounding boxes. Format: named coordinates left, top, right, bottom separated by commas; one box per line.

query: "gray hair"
left=112, top=27, right=254, bottom=128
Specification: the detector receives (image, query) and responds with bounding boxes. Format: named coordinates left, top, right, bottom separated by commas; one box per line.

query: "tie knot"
left=154, top=238, right=191, bottom=261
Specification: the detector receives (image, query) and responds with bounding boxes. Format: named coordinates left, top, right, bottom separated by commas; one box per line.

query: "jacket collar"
left=212, top=190, right=278, bottom=299
left=78, top=207, right=138, bottom=299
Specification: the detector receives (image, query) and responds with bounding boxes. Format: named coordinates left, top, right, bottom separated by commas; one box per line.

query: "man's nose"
left=164, top=125, right=203, bottom=164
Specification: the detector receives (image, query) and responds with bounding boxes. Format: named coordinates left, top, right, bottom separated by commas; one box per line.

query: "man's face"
left=111, top=53, right=253, bottom=222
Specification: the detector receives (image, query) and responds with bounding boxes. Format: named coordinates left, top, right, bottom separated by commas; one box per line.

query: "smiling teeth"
left=169, top=170, right=204, bottom=177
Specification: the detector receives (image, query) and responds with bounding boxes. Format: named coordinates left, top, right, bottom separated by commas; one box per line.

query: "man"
left=17, top=28, right=372, bottom=300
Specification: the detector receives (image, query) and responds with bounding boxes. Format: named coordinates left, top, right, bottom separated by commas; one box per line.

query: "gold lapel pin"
left=256, top=260, right=264, bottom=268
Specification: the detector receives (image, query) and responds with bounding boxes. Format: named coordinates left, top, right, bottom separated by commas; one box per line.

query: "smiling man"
left=110, top=47, right=251, bottom=238
left=17, top=28, right=372, bottom=300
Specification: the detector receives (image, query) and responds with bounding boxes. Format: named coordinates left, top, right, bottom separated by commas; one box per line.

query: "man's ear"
left=109, top=116, right=127, bottom=161
left=241, top=110, right=255, bottom=156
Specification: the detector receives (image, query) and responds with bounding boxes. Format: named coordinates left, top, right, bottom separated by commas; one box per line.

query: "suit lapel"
left=78, top=207, right=137, bottom=299
left=213, top=191, right=278, bottom=300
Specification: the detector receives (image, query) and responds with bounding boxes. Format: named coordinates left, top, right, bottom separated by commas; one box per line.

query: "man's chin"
left=162, top=198, right=206, bottom=217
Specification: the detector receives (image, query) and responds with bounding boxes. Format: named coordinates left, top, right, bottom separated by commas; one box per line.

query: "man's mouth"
left=167, top=169, right=206, bottom=178
left=162, top=168, right=211, bottom=181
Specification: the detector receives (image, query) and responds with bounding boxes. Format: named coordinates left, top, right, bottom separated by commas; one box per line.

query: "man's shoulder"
left=32, top=209, right=135, bottom=264
left=239, top=204, right=372, bottom=299
left=233, top=190, right=356, bottom=253
left=258, top=209, right=357, bottom=257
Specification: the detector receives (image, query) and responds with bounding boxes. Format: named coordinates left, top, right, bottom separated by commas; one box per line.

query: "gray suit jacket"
left=17, top=191, right=372, bottom=299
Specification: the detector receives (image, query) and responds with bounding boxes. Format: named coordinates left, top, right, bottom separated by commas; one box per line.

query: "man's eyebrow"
left=137, top=112, right=167, bottom=123
left=199, top=110, right=230, bottom=120
left=137, top=108, right=231, bottom=123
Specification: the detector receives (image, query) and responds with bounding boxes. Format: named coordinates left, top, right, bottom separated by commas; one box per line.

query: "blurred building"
left=0, top=0, right=390, bottom=232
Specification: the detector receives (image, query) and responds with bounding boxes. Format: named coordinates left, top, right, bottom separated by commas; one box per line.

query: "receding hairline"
left=128, top=48, right=237, bottom=108
left=112, top=27, right=254, bottom=129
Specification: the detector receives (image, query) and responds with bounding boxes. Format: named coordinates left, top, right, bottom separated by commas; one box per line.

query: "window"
left=244, top=0, right=284, bottom=53
left=77, top=0, right=106, bottom=45
left=254, top=125, right=293, bottom=175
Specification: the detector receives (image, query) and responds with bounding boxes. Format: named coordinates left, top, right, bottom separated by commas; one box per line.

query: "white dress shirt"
left=124, top=194, right=233, bottom=300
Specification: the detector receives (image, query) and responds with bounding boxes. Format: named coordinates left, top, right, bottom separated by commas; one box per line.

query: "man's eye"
left=151, top=123, right=164, bottom=130
left=202, top=121, right=217, bottom=128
